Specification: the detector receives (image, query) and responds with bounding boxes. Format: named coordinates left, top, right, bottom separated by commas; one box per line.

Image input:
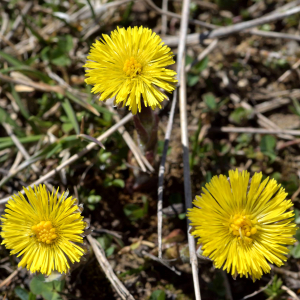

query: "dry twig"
left=207, top=127, right=300, bottom=136
left=179, top=54, right=202, bottom=300
left=87, top=235, right=135, bottom=300
left=108, top=107, right=154, bottom=173
left=161, top=0, right=168, bottom=35
left=0, top=73, right=65, bottom=94
left=157, top=0, right=191, bottom=260
left=0, top=267, right=21, bottom=289
left=278, top=59, right=300, bottom=82
left=142, top=250, right=181, bottom=276
left=162, top=6, right=300, bottom=46
left=281, top=285, right=300, bottom=300
left=157, top=0, right=202, bottom=299
left=242, top=277, right=274, bottom=300
left=271, top=266, right=300, bottom=279
left=249, top=29, right=300, bottom=42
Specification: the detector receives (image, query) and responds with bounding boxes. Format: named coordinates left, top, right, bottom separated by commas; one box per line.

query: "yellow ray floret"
left=0, top=185, right=86, bottom=275
left=84, top=26, right=177, bottom=115
left=187, top=169, right=297, bottom=281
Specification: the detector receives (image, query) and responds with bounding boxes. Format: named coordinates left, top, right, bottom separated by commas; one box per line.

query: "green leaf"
left=229, top=107, right=253, bottom=125
left=295, top=228, right=300, bottom=241
left=51, top=54, right=71, bottom=67
left=87, top=195, right=102, bottom=204
left=41, top=291, right=62, bottom=300
left=291, top=243, right=300, bottom=258
left=97, top=234, right=113, bottom=250
left=15, top=287, right=30, bottom=300
left=29, top=293, right=36, bottom=300
left=260, top=135, right=276, bottom=153
left=62, top=123, right=73, bottom=133
left=260, top=24, right=272, bottom=31
left=203, top=93, right=217, bottom=110
left=178, top=213, right=186, bottom=220
left=105, top=246, right=116, bottom=257
left=53, top=279, right=65, bottom=292
left=187, top=74, right=199, bottom=87
left=185, top=55, right=193, bottom=65
left=150, top=290, right=166, bottom=300
left=99, top=152, right=111, bottom=162
left=62, top=98, right=80, bottom=134
left=295, top=209, right=300, bottom=224
left=123, top=203, right=146, bottom=221
left=194, top=56, right=208, bottom=72
left=111, top=179, right=125, bottom=188
left=29, top=275, right=63, bottom=300
left=40, top=46, right=51, bottom=62
left=58, top=35, right=73, bottom=52
left=30, top=275, right=52, bottom=295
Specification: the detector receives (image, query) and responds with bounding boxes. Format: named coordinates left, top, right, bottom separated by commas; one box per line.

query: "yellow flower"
left=84, top=26, right=177, bottom=115
left=187, top=169, right=297, bottom=281
left=1, top=185, right=86, bottom=275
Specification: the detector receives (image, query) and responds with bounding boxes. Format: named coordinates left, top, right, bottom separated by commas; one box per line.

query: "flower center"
left=229, top=214, right=257, bottom=244
left=123, top=57, right=142, bottom=77
left=32, top=221, right=57, bottom=244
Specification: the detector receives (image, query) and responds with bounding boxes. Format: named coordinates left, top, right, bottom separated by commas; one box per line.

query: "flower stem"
left=133, top=103, right=158, bottom=165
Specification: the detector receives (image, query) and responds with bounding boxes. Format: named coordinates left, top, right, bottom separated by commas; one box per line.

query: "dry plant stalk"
left=157, top=0, right=202, bottom=299
left=87, top=235, right=135, bottom=300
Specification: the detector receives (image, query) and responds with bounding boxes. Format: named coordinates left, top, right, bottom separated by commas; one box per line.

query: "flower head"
left=1, top=185, right=86, bottom=275
left=187, top=169, right=297, bottom=281
left=84, top=26, right=177, bottom=115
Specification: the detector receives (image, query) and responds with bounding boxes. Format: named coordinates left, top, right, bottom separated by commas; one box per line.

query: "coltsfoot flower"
left=84, top=26, right=177, bottom=115
left=187, top=169, right=297, bottom=281
left=1, top=185, right=86, bottom=275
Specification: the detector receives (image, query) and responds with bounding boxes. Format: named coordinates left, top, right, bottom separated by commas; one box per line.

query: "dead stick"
left=249, top=29, right=300, bottom=42
left=162, top=6, right=300, bottom=46
left=87, top=235, right=135, bottom=300
left=157, top=0, right=191, bottom=263
left=179, top=53, right=202, bottom=300
left=142, top=250, right=181, bottom=275
left=271, top=266, right=300, bottom=279
left=0, top=73, right=65, bottom=94
left=188, top=126, right=300, bottom=136
left=0, top=267, right=21, bottom=288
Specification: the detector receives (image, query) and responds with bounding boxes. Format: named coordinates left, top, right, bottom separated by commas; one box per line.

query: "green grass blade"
left=0, top=50, right=25, bottom=67
left=62, top=98, right=80, bottom=135
left=65, top=90, right=100, bottom=116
